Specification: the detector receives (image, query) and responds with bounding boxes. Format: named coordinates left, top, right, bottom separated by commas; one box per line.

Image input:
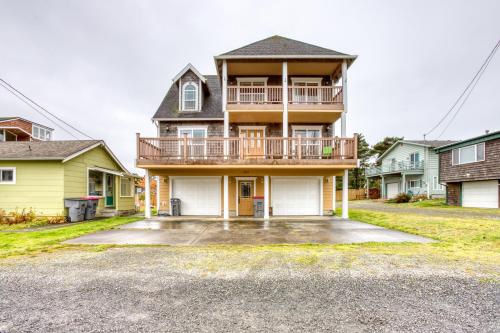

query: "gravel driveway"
left=0, top=248, right=498, bottom=332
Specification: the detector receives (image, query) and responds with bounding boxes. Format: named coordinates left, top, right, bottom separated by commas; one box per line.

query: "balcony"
left=366, top=161, right=425, bottom=177
left=227, top=85, right=343, bottom=105
left=136, top=136, right=357, bottom=167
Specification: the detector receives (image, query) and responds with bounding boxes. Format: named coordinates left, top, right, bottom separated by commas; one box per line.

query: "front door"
left=105, top=174, right=114, bottom=207
left=238, top=180, right=254, bottom=216
left=240, top=128, right=265, bottom=158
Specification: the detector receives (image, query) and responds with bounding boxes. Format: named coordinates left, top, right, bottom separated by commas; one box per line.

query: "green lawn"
left=387, top=198, right=500, bottom=214
left=1, top=208, right=498, bottom=276
left=0, top=216, right=141, bottom=258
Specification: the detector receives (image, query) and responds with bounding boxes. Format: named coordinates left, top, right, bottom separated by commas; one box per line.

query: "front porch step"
left=98, top=209, right=118, bottom=217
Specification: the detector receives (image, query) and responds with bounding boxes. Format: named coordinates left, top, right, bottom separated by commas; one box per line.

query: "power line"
left=0, top=78, right=94, bottom=140
left=0, top=80, right=79, bottom=139
left=437, top=44, right=498, bottom=138
left=424, top=40, right=500, bottom=139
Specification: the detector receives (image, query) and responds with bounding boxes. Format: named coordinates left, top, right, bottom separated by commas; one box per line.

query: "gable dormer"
left=172, top=63, right=207, bottom=112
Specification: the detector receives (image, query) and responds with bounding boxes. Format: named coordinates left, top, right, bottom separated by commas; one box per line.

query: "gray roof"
left=0, top=117, right=17, bottom=121
left=218, top=35, right=354, bottom=58
left=152, top=75, right=222, bottom=120
left=403, top=140, right=458, bottom=148
left=0, top=140, right=102, bottom=160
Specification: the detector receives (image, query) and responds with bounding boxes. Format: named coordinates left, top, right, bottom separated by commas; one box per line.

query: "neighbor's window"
left=0, top=168, right=16, bottom=184
left=32, top=125, right=52, bottom=141
left=182, top=82, right=198, bottom=111
left=452, top=142, right=485, bottom=165
left=120, top=177, right=133, bottom=197
left=409, top=180, right=421, bottom=188
left=0, top=129, right=4, bottom=141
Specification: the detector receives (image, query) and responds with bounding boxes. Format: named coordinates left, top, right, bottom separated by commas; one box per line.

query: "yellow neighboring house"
left=137, top=36, right=358, bottom=218
left=0, top=140, right=136, bottom=217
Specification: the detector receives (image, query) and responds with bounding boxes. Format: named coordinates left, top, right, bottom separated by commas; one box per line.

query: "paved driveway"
left=65, top=218, right=433, bottom=245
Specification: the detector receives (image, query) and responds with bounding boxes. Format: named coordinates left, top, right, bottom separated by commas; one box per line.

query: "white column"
left=156, top=176, right=161, bottom=213
left=381, top=175, right=385, bottom=199
left=144, top=169, right=151, bottom=219
left=282, top=61, right=288, bottom=137
left=341, top=60, right=348, bottom=137
left=282, top=61, right=288, bottom=157
left=402, top=174, right=406, bottom=194
left=341, top=169, right=348, bottom=219
left=223, top=175, right=229, bottom=219
left=264, top=175, right=270, bottom=219
left=222, top=60, right=229, bottom=158
left=332, top=176, right=336, bottom=212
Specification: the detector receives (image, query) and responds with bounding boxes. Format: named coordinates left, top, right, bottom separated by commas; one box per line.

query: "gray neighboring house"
left=366, top=140, right=456, bottom=199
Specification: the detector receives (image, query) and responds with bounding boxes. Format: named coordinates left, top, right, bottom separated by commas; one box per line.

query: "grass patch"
left=387, top=199, right=500, bottom=214
left=347, top=209, right=500, bottom=264
left=0, top=216, right=141, bottom=259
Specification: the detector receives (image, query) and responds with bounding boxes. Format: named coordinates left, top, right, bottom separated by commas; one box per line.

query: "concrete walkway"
left=65, top=218, right=434, bottom=245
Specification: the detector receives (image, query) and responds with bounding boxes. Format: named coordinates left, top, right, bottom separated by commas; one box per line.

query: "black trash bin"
left=64, top=198, right=88, bottom=222
left=170, top=198, right=181, bottom=216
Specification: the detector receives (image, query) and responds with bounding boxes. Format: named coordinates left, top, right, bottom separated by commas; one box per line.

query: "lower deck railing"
left=137, top=136, right=357, bottom=162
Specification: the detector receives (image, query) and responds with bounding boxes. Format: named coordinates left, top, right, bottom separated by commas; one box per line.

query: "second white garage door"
left=171, top=177, right=221, bottom=215
left=272, top=177, right=321, bottom=215
left=386, top=183, right=399, bottom=199
left=462, top=180, right=499, bottom=208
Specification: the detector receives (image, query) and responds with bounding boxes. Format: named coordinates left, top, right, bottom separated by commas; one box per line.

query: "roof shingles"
left=219, top=35, right=353, bottom=57
left=0, top=140, right=102, bottom=160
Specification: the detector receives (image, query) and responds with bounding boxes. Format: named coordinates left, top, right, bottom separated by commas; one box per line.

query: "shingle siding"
left=439, top=138, right=500, bottom=182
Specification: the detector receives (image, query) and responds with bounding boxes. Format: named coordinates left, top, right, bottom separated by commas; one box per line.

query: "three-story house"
left=136, top=36, right=358, bottom=218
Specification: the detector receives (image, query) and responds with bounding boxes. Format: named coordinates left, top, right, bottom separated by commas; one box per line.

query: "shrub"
left=410, top=194, right=428, bottom=202
left=46, top=215, right=67, bottom=224
left=10, top=208, right=37, bottom=224
left=0, top=209, right=6, bottom=223
left=387, top=193, right=412, bottom=203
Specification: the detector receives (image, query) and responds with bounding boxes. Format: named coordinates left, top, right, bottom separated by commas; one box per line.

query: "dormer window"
left=32, top=125, right=52, bottom=141
left=182, top=82, right=198, bottom=111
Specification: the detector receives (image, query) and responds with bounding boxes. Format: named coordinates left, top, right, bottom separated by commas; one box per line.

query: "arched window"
left=182, top=82, right=198, bottom=111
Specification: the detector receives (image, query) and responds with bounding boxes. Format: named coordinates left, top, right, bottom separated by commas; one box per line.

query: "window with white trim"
left=432, top=176, right=443, bottom=190
left=409, top=152, right=420, bottom=167
left=32, top=125, right=52, bottom=141
left=409, top=180, right=421, bottom=188
left=178, top=127, right=207, bottom=158
left=0, top=167, right=16, bottom=184
left=0, top=129, right=5, bottom=141
left=182, top=82, right=198, bottom=111
left=452, top=142, right=485, bottom=165
left=292, top=126, right=322, bottom=158
left=120, top=177, right=133, bottom=197
left=237, top=78, right=267, bottom=103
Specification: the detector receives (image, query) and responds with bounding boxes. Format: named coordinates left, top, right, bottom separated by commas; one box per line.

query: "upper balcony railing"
left=366, top=160, right=425, bottom=176
left=227, top=86, right=343, bottom=105
left=137, top=136, right=357, bottom=163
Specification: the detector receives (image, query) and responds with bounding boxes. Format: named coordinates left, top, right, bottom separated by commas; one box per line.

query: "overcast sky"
left=1, top=0, right=499, bottom=173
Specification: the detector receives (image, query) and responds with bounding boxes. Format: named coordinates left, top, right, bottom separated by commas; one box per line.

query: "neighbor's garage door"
left=386, top=183, right=399, bottom=199
left=171, top=177, right=221, bottom=215
left=272, top=177, right=321, bottom=215
left=462, top=180, right=499, bottom=208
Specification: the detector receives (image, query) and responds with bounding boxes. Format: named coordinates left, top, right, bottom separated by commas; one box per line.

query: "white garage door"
left=462, top=180, right=499, bottom=208
left=171, top=177, right=221, bottom=215
left=386, top=183, right=399, bottom=199
left=272, top=177, right=321, bottom=215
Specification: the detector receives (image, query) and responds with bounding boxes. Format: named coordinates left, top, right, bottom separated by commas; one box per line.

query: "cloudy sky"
left=1, top=0, right=499, bottom=172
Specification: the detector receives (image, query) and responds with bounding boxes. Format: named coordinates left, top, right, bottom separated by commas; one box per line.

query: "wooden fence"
left=335, top=188, right=367, bottom=201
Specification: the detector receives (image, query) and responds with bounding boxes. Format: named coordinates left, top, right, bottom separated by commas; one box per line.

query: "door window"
left=292, top=79, right=321, bottom=103
left=240, top=182, right=252, bottom=198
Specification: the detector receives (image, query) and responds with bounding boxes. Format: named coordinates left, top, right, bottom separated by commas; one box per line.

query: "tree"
left=349, top=133, right=371, bottom=189
left=370, top=136, right=404, bottom=164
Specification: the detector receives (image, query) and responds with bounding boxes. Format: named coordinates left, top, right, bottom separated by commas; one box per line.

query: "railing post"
left=183, top=133, right=188, bottom=159
left=297, top=135, right=302, bottom=159
left=353, top=133, right=358, bottom=160
left=136, top=133, right=140, bottom=160
left=239, top=134, right=244, bottom=159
